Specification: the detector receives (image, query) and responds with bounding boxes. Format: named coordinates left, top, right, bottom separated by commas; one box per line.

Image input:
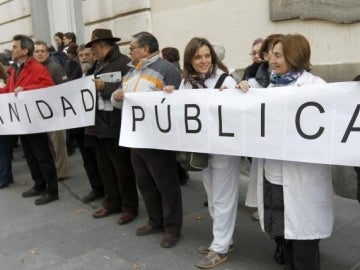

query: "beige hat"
left=85, top=28, right=121, bottom=48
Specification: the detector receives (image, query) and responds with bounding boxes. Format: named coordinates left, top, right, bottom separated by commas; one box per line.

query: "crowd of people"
left=0, top=28, right=359, bottom=270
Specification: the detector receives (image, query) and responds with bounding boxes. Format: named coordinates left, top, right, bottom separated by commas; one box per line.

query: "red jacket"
left=0, top=57, right=54, bottom=93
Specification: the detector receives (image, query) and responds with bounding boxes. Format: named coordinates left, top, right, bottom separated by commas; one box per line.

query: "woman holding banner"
left=165, top=37, right=242, bottom=269
left=247, top=34, right=334, bottom=270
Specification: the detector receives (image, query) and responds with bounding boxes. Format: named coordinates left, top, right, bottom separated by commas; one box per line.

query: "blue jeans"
left=0, top=136, right=13, bottom=185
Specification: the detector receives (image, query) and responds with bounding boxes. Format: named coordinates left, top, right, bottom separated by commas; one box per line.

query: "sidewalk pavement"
left=0, top=146, right=359, bottom=270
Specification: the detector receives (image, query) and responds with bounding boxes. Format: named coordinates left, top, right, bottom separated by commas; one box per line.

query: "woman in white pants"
left=165, top=37, right=241, bottom=269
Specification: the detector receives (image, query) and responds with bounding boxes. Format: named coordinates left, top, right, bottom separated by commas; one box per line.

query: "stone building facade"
left=1, top=0, right=360, bottom=81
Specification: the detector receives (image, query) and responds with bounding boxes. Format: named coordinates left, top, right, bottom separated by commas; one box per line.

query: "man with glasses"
left=111, top=31, right=182, bottom=248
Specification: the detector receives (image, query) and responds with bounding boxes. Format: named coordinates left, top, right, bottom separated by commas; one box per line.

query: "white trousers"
left=202, top=154, right=241, bottom=253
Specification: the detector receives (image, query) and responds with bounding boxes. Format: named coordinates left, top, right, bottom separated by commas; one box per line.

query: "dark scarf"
left=188, top=66, right=213, bottom=89
left=255, top=62, right=271, bottom=88
left=270, top=70, right=302, bottom=86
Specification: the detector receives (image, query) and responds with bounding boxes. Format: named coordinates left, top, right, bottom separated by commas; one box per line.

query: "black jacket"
left=42, top=58, right=68, bottom=85
left=85, top=46, right=131, bottom=138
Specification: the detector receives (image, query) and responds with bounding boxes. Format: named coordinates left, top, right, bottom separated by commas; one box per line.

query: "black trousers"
left=73, top=131, right=104, bottom=194
left=20, top=133, right=58, bottom=195
left=131, top=148, right=182, bottom=234
left=0, top=136, right=13, bottom=185
left=284, top=239, right=320, bottom=270
left=93, top=137, right=138, bottom=214
left=263, top=178, right=320, bottom=270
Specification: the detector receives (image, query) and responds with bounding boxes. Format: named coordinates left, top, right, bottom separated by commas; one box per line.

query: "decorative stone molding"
left=269, top=0, right=360, bottom=24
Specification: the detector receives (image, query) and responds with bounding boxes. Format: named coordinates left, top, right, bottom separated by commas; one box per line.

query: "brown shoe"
left=117, top=212, right=138, bottom=225
left=92, top=208, right=118, bottom=219
left=136, top=225, right=163, bottom=236
left=160, top=233, right=180, bottom=248
left=57, top=176, right=70, bottom=182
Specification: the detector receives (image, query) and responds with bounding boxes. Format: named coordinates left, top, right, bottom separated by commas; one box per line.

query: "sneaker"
left=198, top=244, right=234, bottom=254
left=252, top=211, right=260, bottom=221
left=196, top=250, right=228, bottom=269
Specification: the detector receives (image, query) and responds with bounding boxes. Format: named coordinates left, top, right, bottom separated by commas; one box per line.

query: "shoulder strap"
left=214, top=73, right=229, bottom=89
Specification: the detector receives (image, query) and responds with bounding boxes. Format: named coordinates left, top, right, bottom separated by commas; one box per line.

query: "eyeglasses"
left=129, top=46, right=143, bottom=52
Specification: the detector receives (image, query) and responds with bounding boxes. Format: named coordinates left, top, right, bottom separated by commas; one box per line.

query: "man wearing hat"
left=85, top=29, right=139, bottom=225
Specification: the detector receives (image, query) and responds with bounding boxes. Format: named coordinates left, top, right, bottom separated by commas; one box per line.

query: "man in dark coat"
left=85, top=29, right=138, bottom=224
left=76, top=44, right=105, bottom=203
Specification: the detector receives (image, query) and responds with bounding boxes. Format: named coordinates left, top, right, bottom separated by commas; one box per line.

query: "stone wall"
left=0, top=0, right=32, bottom=49
left=81, top=0, right=151, bottom=50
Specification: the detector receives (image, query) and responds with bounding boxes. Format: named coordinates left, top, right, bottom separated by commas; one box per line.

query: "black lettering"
left=184, top=104, right=201, bottom=133
left=295, top=102, right=325, bottom=140
left=61, top=97, right=77, bottom=116
left=132, top=106, right=145, bottom=131
left=218, top=105, right=234, bottom=137
left=36, top=100, right=53, bottom=119
left=0, top=115, right=3, bottom=124
left=341, top=104, right=360, bottom=143
left=24, top=104, right=31, bottom=124
left=81, top=89, right=94, bottom=112
left=261, top=103, right=265, bottom=137
left=8, top=103, right=20, bottom=122
left=155, top=104, right=171, bottom=133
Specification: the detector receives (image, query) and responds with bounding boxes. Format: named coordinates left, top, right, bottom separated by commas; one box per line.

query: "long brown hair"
left=183, top=37, right=228, bottom=84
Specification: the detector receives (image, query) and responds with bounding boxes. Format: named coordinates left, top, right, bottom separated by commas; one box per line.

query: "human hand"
left=236, top=80, right=250, bottom=92
left=113, top=89, right=125, bottom=102
left=14, top=86, right=23, bottom=97
left=163, top=85, right=175, bottom=93
left=92, top=78, right=105, bottom=90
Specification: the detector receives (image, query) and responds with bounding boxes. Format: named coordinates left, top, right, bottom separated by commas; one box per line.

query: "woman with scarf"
left=165, top=37, right=241, bottom=269
left=241, top=34, right=334, bottom=270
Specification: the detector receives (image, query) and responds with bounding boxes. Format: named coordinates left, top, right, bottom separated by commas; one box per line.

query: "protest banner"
left=119, top=82, right=360, bottom=166
left=0, top=76, right=95, bottom=135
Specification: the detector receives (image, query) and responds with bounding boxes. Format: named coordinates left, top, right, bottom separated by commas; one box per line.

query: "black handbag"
left=176, top=72, right=229, bottom=171
left=176, top=152, right=209, bottom=171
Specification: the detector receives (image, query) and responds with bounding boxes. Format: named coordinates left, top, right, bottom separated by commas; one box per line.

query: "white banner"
left=0, top=76, right=95, bottom=135
left=119, top=82, right=360, bottom=166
